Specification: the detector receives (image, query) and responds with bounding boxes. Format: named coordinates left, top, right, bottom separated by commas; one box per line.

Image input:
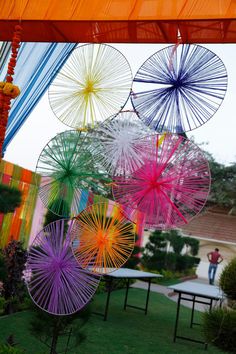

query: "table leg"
left=190, top=295, right=196, bottom=328
left=124, top=278, right=130, bottom=310
left=209, top=298, right=213, bottom=310
left=104, top=277, right=113, bottom=321
left=145, top=278, right=151, bottom=315
left=173, top=292, right=181, bottom=342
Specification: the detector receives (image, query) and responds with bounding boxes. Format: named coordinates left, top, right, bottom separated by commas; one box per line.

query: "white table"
left=95, top=268, right=162, bottom=321
left=168, top=281, right=225, bottom=348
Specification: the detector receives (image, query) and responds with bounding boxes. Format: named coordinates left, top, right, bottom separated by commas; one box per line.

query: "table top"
left=104, top=268, right=163, bottom=279
left=168, top=281, right=225, bottom=300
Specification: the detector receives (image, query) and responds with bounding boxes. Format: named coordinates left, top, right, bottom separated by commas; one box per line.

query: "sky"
left=4, top=43, right=236, bottom=172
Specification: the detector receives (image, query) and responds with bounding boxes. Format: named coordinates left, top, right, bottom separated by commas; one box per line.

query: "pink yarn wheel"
left=112, top=134, right=210, bottom=229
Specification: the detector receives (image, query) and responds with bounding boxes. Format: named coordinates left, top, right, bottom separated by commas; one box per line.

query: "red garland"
left=0, top=24, right=22, bottom=158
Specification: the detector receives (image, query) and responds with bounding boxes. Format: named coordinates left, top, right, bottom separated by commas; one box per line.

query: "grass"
left=0, top=288, right=227, bottom=354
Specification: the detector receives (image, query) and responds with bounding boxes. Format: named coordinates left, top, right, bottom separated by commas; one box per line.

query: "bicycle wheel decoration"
left=71, top=202, right=135, bottom=274
left=36, top=130, right=111, bottom=217
left=112, top=134, right=210, bottom=229
left=25, top=219, right=100, bottom=315
left=91, top=110, right=152, bottom=176
left=131, top=44, right=227, bottom=133
left=48, top=43, right=133, bottom=130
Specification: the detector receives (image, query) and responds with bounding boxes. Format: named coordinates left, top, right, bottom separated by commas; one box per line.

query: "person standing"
left=207, top=248, right=223, bottom=285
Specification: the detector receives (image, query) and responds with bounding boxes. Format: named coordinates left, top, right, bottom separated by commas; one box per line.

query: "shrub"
left=141, top=250, right=166, bottom=271
left=175, top=255, right=200, bottom=272
left=219, top=258, right=236, bottom=300
left=0, top=251, right=6, bottom=283
left=183, top=237, right=199, bottom=256
left=0, top=345, right=25, bottom=354
left=202, top=308, right=236, bottom=352
left=0, top=297, right=6, bottom=315
left=141, top=250, right=200, bottom=274
left=2, top=241, right=28, bottom=314
left=164, top=230, right=185, bottom=254
left=164, top=253, right=177, bottom=271
left=125, top=245, right=141, bottom=269
left=159, top=269, right=176, bottom=280
left=0, top=335, right=25, bottom=353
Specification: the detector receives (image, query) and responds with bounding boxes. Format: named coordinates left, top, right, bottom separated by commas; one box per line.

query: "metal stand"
left=173, top=292, right=215, bottom=349
left=93, top=276, right=154, bottom=321
left=124, top=278, right=152, bottom=315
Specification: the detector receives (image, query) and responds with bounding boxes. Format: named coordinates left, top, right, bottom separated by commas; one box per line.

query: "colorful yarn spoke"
left=112, top=134, right=210, bottom=229
left=71, top=202, right=135, bottom=274
left=36, top=130, right=111, bottom=217
left=25, top=219, right=100, bottom=315
left=49, top=44, right=132, bottom=130
left=131, top=44, right=227, bottom=133
left=91, top=111, right=152, bottom=176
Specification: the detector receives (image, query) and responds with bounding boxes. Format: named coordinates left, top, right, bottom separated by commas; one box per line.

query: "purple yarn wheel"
left=25, top=219, right=100, bottom=315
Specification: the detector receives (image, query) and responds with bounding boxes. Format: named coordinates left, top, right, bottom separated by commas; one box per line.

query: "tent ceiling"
left=1, top=0, right=236, bottom=43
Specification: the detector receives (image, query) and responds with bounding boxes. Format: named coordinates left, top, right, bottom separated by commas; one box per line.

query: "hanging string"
left=0, top=24, right=22, bottom=158
left=168, top=31, right=182, bottom=72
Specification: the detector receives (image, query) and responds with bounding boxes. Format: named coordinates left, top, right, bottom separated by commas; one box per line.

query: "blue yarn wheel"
left=131, top=44, right=228, bottom=133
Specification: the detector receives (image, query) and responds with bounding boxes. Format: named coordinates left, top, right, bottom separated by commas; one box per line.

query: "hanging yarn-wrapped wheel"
left=36, top=130, right=111, bottom=217
left=91, top=110, right=153, bottom=176
left=131, top=44, right=227, bottom=133
left=112, top=134, right=211, bottom=229
left=71, top=202, right=135, bottom=274
left=48, top=44, right=133, bottom=130
left=25, top=219, right=100, bottom=315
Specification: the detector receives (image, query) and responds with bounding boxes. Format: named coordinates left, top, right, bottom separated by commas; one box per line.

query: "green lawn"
left=0, top=288, right=226, bottom=354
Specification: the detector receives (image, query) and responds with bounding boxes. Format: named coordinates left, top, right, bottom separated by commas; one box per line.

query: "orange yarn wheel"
left=71, top=202, right=135, bottom=274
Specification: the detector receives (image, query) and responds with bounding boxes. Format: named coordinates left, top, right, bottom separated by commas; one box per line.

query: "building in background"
left=182, top=206, right=236, bottom=280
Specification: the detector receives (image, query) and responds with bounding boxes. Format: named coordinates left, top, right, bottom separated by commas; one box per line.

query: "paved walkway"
left=131, top=277, right=223, bottom=312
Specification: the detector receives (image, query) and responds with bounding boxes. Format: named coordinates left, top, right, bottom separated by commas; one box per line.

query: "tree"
left=30, top=303, right=91, bottom=354
left=145, top=230, right=168, bottom=253
left=2, top=240, right=27, bottom=314
left=141, top=229, right=200, bottom=273
left=164, top=229, right=185, bottom=255
left=189, top=140, right=236, bottom=214
left=0, top=184, right=22, bottom=214
left=141, top=230, right=168, bottom=270
left=183, top=236, right=199, bottom=256
left=208, top=159, right=236, bottom=211
left=198, top=145, right=236, bottom=213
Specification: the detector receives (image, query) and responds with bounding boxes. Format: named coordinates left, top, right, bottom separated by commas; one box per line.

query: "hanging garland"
left=0, top=25, right=22, bottom=157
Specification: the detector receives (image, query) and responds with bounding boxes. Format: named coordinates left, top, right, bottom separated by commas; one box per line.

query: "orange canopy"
left=1, top=0, right=236, bottom=43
